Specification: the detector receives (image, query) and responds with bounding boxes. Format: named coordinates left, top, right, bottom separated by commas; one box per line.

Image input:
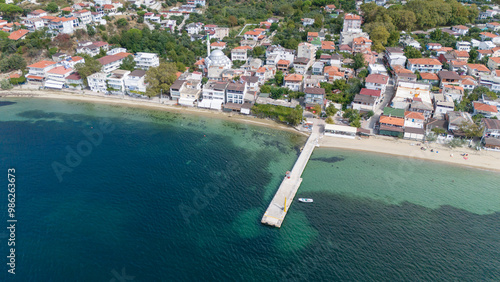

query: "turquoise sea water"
left=0, top=98, right=499, bottom=281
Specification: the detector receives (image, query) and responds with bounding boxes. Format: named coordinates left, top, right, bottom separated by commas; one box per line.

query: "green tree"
left=404, top=46, right=422, bottom=59
left=0, top=79, right=12, bottom=90
left=228, top=15, right=238, bottom=27
left=87, top=25, right=96, bottom=37
left=468, top=49, right=478, bottom=63
left=325, top=116, right=334, bottom=124
left=289, top=105, right=303, bottom=126
left=459, top=121, right=483, bottom=138
left=351, top=53, right=367, bottom=70
left=0, top=54, right=26, bottom=72
left=260, top=84, right=271, bottom=93
left=46, top=2, right=59, bottom=13
left=74, top=55, right=102, bottom=86
left=370, top=25, right=390, bottom=51
left=325, top=103, right=338, bottom=116
left=116, top=18, right=128, bottom=28
left=119, top=55, right=136, bottom=71
left=252, top=46, right=265, bottom=57
left=275, top=71, right=284, bottom=86
left=145, top=62, right=178, bottom=97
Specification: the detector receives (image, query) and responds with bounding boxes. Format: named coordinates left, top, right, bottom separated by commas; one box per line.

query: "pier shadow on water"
left=0, top=101, right=16, bottom=107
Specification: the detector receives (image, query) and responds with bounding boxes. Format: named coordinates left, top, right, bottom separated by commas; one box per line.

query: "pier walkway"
left=261, top=119, right=322, bottom=228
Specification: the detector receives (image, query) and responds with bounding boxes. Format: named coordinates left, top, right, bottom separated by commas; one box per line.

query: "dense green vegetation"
left=144, top=62, right=178, bottom=97
left=252, top=104, right=303, bottom=125
left=361, top=0, right=479, bottom=51
left=108, top=28, right=206, bottom=69
left=456, top=87, right=498, bottom=113
left=320, top=78, right=363, bottom=109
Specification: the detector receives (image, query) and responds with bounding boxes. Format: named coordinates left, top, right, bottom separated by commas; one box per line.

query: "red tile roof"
left=480, top=32, right=498, bottom=38
left=321, top=41, right=335, bottom=50
left=474, top=102, right=498, bottom=113
left=366, top=73, right=389, bottom=84
left=8, top=29, right=29, bottom=41
left=360, top=88, right=381, bottom=97
left=277, top=59, right=290, bottom=65
left=466, top=64, right=489, bottom=72
left=408, top=58, right=442, bottom=66
left=284, top=73, right=303, bottom=82
left=419, top=72, right=439, bottom=80
left=344, top=13, right=361, bottom=20
left=405, top=111, right=425, bottom=120
left=28, top=60, right=56, bottom=69
left=48, top=66, right=73, bottom=75
left=379, top=115, right=404, bottom=126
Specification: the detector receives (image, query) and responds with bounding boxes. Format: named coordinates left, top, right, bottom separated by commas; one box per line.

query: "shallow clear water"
left=0, top=98, right=499, bottom=281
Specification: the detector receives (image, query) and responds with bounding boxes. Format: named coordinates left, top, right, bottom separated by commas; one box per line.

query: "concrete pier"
left=261, top=120, right=321, bottom=228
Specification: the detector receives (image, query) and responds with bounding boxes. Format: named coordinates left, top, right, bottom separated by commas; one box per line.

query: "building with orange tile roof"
left=284, top=73, right=303, bottom=91
left=321, top=41, right=335, bottom=52
left=98, top=53, right=133, bottom=72
left=473, top=101, right=498, bottom=118
left=480, top=32, right=498, bottom=40
left=28, top=9, right=47, bottom=19
left=27, top=60, right=57, bottom=81
left=466, top=64, right=490, bottom=77
left=407, top=58, right=442, bottom=73
left=343, top=13, right=362, bottom=32
left=8, top=29, right=29, bottom=41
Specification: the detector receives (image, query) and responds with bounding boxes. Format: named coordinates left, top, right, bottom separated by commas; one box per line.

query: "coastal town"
left=0, top=0, right=499, bottom=154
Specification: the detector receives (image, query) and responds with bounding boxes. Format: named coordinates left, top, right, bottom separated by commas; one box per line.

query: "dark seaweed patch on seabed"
left=0, top=101, right=16, bottom=107
left=311, top=156, right=345, bottom=163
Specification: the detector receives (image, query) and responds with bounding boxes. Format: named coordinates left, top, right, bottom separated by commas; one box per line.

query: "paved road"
left=363, top=78, right=395, bottom=133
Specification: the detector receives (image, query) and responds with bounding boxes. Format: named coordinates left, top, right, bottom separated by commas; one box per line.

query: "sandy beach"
left=2, top=88, right=499, bottom=172
left=320, top=135, right=500, bottom=172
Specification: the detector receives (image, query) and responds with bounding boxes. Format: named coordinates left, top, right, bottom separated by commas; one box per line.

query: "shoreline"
left=2, top=89, right=499, bottom=173
left=0, top=89, right=309, bottom=136
left=319, top=135, right=500, bottom=173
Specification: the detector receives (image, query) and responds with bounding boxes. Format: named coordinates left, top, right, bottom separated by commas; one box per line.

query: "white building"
left=48, top=17, right=77, bottom=35
left=73, top=9, right=92, bottom=25
left=205, top=49, right=232, bottom=70
left=342, top=13, right=362, bottom=33
left=44, top=66, right=74, bottom=89
left=87, top=72, right=108, bottom=93
left=76, top=41, right=110, bottom=57
left=265, top=45, right=295, bottom=65
left=27, top=9, right=47, bottom=19
left=201, top=81, right=228, bottom=109
left=89, top=70, right=130, bottom=95
left=456, top=41, right=471, bottom=52
left=124, top=69, right=147, bottom=93
left=226, top=81, right=247, bottom=104
left=134, top=52, right=160, bottom=70
left=231, top=47, right=249, bottom=61
left=97, top=52, right=132, bottom=73
left=392, top=81, right=432, bottom=110
left=284, top=74, right=303, bottom=92
left=297, top=42, right=317, bottom=61
left=185, top=22, right=203, bottom=34
left=365, top=74, right=389, bottom=93
left=26, top=60, right=56, bottom=81
left=24, top=18, right=44, bottom=32
left=407, top=58, right=442, bottom=73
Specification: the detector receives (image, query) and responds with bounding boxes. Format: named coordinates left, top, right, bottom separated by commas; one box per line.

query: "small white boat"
left=298, top=198, right=313, bottom=203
